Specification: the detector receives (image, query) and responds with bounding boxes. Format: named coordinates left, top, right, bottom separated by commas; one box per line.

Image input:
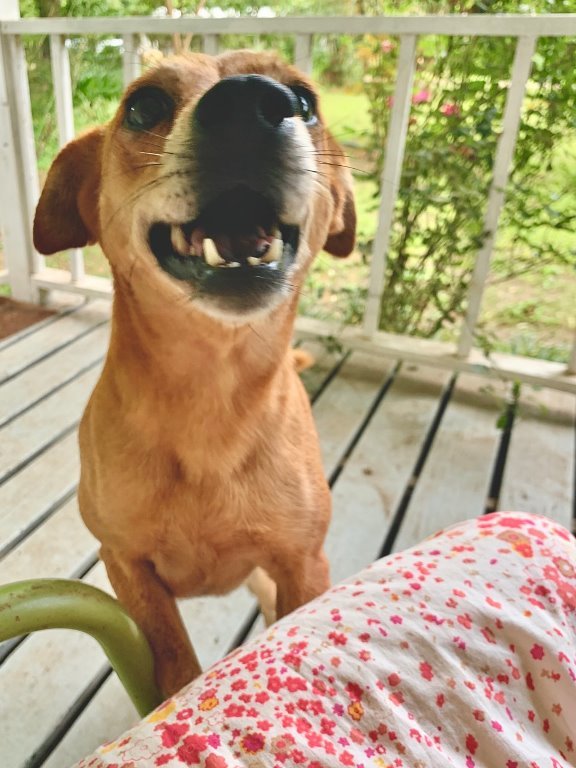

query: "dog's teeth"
left=203, top=238, right=225, bottom=267
left=247, top=256, right=262, bottom=266
left=263, top=238, right=283, bottom=264
left=227, top=261, right=241, bottom=268
left=171, top=225, right=189, bottom=256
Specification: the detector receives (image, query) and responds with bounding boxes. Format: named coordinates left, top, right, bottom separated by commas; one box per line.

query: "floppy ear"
left=323, top=156, right=357, bottom=258
left=34, top=127, right=104, bottom=254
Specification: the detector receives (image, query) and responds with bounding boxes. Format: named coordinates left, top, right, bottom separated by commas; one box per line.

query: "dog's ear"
left=323, top=159, right=356, bottom=258
left=34, top=127, right=104, bottom=254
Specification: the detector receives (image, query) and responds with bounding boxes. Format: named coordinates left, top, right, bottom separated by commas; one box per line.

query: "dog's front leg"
left=273, top=548, right=331, bottom=619
left=101, top=548, right=201, bottom=698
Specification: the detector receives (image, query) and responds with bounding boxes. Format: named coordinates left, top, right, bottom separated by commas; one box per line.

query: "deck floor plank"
left=498, top=388, right=575, bottom=527
left=0, top=433, right=79, bottom=557
left=0, top=367, right=101, bottom=483
left=0, top=301, right=109, bottom=384
left=327, top=364, right=451, bottom=582
left=0, top=497, right=96, bottom=586
left=393, top=373, right=508, bottom=552
left=0, top=324, right=109, bottom=427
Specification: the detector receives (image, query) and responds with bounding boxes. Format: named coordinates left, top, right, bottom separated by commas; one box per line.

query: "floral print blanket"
left=75, top=512, right=576, bottom=767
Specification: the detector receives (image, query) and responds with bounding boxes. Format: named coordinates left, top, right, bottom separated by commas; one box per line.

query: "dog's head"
left=34, top=51, right=355, bottom=321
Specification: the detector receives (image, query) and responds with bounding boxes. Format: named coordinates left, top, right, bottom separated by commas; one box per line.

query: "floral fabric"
left=75, top=512, right=576, bottom=767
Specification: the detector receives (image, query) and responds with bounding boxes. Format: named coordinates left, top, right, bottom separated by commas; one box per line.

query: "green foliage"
left=358, top=0, right=576, bottom=350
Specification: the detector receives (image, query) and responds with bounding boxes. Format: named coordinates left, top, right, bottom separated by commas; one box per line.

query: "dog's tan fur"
left=34, top=51, right=355, bottom=697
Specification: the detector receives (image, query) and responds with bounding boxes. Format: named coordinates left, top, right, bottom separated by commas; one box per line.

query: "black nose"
left=195, top=75, right=297, bottom=131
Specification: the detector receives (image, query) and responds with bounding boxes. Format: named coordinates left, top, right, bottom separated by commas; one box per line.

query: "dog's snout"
left=195, top=75, right=297, bottom=131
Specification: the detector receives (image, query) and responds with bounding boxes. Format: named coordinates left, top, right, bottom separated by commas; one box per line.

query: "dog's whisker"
left=316, top=161, right=370, bottom=176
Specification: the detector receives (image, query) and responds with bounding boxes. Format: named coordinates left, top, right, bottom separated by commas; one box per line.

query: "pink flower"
left=381, top=39, right=396, bottom=53
left=530, top=643, right=545, bottom=660
left=440, top=102, right=460, bottom=117
left=412, top=89, right=431, bottom=104
left=240, top=732, right=266, bottom=754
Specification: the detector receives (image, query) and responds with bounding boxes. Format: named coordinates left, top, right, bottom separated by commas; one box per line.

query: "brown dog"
left=33, top=50, right=356, bottom=697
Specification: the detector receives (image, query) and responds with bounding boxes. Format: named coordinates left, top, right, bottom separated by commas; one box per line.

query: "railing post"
left=568, top=330, right=576, bottom=375
left=457, top=35, right=537, bottom=358
left=203, top=34, right=219, bottom=56
left=122, top=33, right=141, bottom=87
left=363, top=34, right=418, bottom=337
left=0, top=0, right=42, bottom=302
left=294, top=33, right=313, bottom=75
left=49, top=33, right=85, bottom=283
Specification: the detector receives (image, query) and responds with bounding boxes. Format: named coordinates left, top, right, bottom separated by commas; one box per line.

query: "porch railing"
left=1, top=11, right=575, bottom=391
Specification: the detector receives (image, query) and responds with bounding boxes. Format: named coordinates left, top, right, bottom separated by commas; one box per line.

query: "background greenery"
left=10, top=0, right=576, bottom=361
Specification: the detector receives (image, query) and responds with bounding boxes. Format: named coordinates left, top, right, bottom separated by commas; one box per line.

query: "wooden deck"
left=0, top=299, right=574, bottom=768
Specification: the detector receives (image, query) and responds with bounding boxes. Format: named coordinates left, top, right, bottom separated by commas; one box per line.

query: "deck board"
left=0, top=302, right=574, bottom=768
left=392, top=372, right=508, bottom=551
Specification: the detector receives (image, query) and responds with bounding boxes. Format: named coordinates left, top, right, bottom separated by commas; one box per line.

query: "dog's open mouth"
left=148, top=187, right=300, bottom=311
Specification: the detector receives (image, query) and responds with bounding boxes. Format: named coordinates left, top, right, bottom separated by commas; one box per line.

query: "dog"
left=33, top=50, right=356, bottom=698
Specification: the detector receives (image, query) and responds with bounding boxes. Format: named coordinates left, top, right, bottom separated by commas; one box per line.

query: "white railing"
left=1, top=10, right=575, bottom=390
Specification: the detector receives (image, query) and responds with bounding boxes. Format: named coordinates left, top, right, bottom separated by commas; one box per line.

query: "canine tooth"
left=247, top=256, right=262, bottom=266
left=171, top=225, right=189, bottom=256
left=203, top=238, right=225, bottom=267
left=263, top=238, right=283, bottom=263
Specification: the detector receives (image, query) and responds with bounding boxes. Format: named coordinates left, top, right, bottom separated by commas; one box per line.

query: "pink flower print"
left=530, top=643, right=545, bottom=660
left=329, top=631, right=347, bottom=646
left=350, top=728, right=364, bottom=745
left=457, top=613, right=473, bottom=630
left=176, top=708, right=194, bottom=721
left=389, top=691, right=404, bottom=707
left=420, top=661, right=434, bottom=681
left=267, top=676, right=282, bottom=693
left=388, top=673, right=402, bottom=687
left=205, top=757, right=228, bottom=768
left=240, top=732, right=266, bottom=754
left=390, top=615, right=403, bottom=625
left=321, top=717, right=336, bottom=735
left=466, top=733, right=479, bottom=754
left=481, top=627, right=496, bottom=644
left=339, top=751, right=355, bottom=766
left=440, top=102, right=460, bottom=117
left=436, top=693, right=445, bottom=708
left=345, top=682, right=363, bottom=701
left=177, top=734, right=208, bottom=765
left=156, top=722, right=189, bottom=748
left=412, top=89, right=431, bottom=104
left=557, top=580, right=576, bottom=609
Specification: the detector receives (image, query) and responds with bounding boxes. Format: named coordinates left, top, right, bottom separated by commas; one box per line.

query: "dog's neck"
left=106, top=283, right=297, bottom=400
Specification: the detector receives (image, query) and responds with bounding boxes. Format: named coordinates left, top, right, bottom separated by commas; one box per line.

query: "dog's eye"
left=291, top=86, right=317, bottom=126
left=125, top=87, right=174, bottom=131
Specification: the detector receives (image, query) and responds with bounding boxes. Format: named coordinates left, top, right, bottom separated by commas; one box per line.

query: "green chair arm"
left=0, top=578, right=162, bottom=717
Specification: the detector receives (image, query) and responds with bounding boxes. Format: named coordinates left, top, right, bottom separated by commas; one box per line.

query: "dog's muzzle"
left=149, top=75, right=309, bottom=315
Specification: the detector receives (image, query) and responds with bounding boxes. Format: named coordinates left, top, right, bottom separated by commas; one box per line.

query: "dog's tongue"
left=190, top=225, right=279, bottom=266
